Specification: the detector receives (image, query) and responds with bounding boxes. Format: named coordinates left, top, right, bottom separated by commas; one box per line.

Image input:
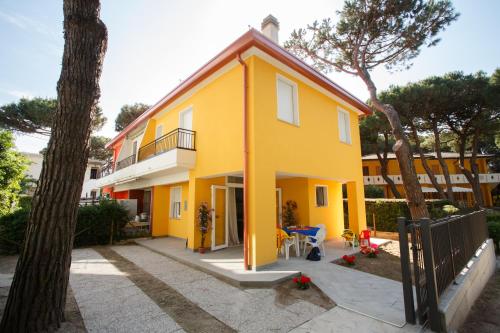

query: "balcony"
left=96, top=128, right=196, bottom=188
left=363, top=173, right=500, bottom=186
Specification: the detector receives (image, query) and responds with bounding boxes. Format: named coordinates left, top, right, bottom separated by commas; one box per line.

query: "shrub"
left=0, top=207, right=30, bottom=254
left=487, top=211, right=500, bottom=253
left=0, top=200, right=129, bottom=254
left=362, top=199, right=452, bottom=232
left=364, top=185, right=384, bottom=198
left=74, top=200, right=129, bottom=247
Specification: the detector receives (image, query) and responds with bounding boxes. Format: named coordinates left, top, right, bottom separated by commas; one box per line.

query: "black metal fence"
left=398, top=210, right=489, bottom=331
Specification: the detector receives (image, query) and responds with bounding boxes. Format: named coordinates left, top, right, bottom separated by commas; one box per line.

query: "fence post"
left=398, top=217, right=415, bottom=324
left=420, top=218, right=441, bottom=332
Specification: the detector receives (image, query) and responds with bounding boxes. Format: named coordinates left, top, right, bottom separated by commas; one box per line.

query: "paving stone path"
left=111, top=245, right=328, bottom=332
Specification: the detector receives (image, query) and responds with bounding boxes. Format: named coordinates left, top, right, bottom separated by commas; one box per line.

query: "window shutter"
left=277, top=79, right=294, bottom=123
left=338, top=110, right=351, bottom=143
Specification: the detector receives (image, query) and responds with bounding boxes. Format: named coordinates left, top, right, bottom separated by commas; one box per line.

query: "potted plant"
left=197, top=202, right=211, bottom=254
left=282, top=200, right=298, bottom=227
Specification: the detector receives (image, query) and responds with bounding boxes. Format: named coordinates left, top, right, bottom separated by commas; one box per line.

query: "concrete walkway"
left=0, top=244, right=422, bottom=332
left=135, top=238, right=299, bottom=287
left=137, top=237, right=408, bottom=327
left=112, top=245, right=328, bottom=332
left=70, top=248, right=184, bottom=332
left=269, top=250, right=408, bottom=327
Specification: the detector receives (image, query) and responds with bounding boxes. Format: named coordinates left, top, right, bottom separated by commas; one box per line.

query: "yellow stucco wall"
left=276, top=178, right=310, bottom=226
left=139, top=63, right=244, bottom=178
left=119, top=53, right=368, bottom=269
left=247, top=56, right=367, bottom=267
left=307, top=179, right=345, bottom=239
left=152, top=181, right=189, bottom=239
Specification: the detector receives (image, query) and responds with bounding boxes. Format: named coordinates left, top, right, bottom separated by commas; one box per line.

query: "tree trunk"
left=409, top=124, right=447, bottom=200
left=457, top=132, right=484, bottom=208
left=359, top=69, right=429, bottom=219
left=0, top=1, right=107, bottom=332
left=375, top=133, right=401, bottom=198
left=432, top=119, right=455, bottom=203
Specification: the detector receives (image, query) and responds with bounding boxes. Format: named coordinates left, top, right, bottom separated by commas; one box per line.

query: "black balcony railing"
left=138, top=128, right=196, bottom=162
left=99, top=161, right=114, bottom=177
left=116, top=154, right=136, bottom=171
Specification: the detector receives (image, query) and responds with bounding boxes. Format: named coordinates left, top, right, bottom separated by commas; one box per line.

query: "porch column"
left=186, top=174, right=199, bottom=250
left=248, top=167, right=276, bottom=270
left=329, top=182, right=345, bottom=239
left=346, top=181, right=367, bottom=234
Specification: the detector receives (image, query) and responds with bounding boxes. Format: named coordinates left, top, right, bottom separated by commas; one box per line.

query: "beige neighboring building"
left=22, top=152, right=104, bottom=199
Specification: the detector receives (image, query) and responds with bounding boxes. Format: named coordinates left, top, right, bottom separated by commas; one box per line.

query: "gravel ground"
left=333, top=241, right=412, bottom=283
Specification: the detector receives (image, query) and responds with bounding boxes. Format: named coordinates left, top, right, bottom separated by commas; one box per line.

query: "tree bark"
left=359, top=69, right=429, bottom=219
left=0, top=1, right=107, bottom=332
left=431, top=119, right=455, bottom=203
left=375, top=133, right=402, bottom=198
left=409, top=124, right=447, bottom=200
left=457, top=131, right=484, bottom=208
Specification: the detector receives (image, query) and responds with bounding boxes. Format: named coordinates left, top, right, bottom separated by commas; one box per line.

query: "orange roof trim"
left=107, top=29, right=371, bottom=148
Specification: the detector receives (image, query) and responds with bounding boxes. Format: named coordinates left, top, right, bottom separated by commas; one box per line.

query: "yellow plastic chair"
left=341, top=229, right=355, bottom=248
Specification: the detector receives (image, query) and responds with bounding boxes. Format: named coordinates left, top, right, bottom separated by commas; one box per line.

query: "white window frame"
left=155, top=124, right=163, bottom=139
left=315, top=185, right=328, bottom=207
left=276, top=74, right=299, bottom=126
left=170, top=186, right=182, bottom=219
left=179, top=106, right=193, bottom=130
left=338, top=108, right=352, bottom=144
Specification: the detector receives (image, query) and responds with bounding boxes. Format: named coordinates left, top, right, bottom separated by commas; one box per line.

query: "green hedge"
left=487, top=211, right=500, bottom=253
left=343, top=199, right=463, bottom=232
left=0, top=200, right=129, bottom=254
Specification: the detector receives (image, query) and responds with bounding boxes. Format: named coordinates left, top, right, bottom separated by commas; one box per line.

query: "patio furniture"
left=277, top=228, right=299, bottom=260
left=283, top=226, right=319, bottom=254
left=359, top=229, right=371, bottom=248
left=341, top=229, right=355, bottom=248
left=302, top=226, right=326, bottom=257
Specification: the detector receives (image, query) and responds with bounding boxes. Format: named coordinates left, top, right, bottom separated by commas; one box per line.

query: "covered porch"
left=135, top=236, right=386, bottom=286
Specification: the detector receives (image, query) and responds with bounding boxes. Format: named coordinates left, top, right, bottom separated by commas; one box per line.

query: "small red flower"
left=293, top=277, right=298, bottom=283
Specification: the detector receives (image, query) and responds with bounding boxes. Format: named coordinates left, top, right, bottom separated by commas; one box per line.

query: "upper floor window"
left=156, top=125, right=163, bottom=139
left=90, top=167, right=98, bottom=179
left=315, top=185, right=328, bottom=207
left=276, top=75, right=299, bottom=125
left=170, top=186, right=182, bottom=219
left=362, top=166, right=369, bottom=176
left=338, top=108, right=351, bottom=144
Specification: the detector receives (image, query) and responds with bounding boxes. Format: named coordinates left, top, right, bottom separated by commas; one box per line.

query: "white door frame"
left=211, top=185, right=228, bottom=251
left=276, top=188, right=283, bottom=227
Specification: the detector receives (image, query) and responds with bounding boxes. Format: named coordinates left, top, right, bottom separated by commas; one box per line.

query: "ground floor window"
left=315, top=185, right=328, bottom=207
left=170, top=187, right=182, bottom=219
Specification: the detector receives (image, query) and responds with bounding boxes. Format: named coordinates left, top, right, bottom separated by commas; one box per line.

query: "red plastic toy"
left=359, top=229, right=371, bottom=248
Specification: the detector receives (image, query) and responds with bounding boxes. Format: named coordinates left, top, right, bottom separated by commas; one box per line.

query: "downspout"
left=237, top=53, right=249, bottom=270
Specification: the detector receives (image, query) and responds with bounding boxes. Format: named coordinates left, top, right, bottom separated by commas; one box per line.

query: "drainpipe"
left=237, top=53, right=249, bottom=270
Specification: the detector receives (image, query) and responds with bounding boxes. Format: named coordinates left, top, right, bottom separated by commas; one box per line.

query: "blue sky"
left=1, top=0, right=499, bottom=153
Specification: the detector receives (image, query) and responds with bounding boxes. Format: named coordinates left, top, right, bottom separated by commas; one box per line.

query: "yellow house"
left=362, top=152, right=499, bottom=207
left=97, top=17, right=370, bottom=270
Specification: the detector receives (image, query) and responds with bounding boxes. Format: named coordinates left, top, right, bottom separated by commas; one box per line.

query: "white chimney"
left=261, top=15, right=280, bottom=44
